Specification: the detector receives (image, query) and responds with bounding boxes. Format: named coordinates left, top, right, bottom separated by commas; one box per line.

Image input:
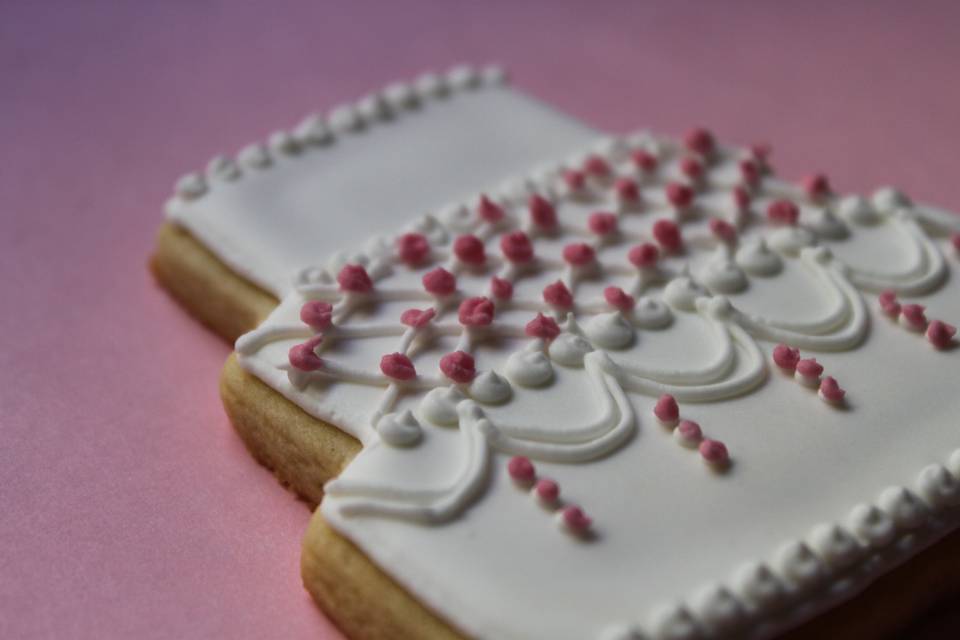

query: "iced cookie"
left=229, top=128, right=960, bottom=639
left=151, top=64, right=599, bottom=341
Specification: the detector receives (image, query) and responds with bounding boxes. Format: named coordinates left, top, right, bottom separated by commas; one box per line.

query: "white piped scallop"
left=877, top=486, right=927, bottom=530
left=916, top=463, right=960, bottom=509
left=174, top=172, right=207, bottom=200
left=584, top=312, right=635, bottom=349
left=872, top=186, right=912, bottom=213
left=440, top=202, right=475, bottom=233
left=688, top=583, right=743, bottom=634
left=481, top=64, right=508, bottom=85
left=268, top=130, right=300, bottom=155
left=468, top=371, right=512, bottom=405
left=328, top=104, right=362, bottom=133
left=549, top=332, right=594, bottom=367
left=730, top=561, right=784, bottom=610
left=447, top=64, right=480, bottom=90
left=207, top=155, right=240, bottom=181
left=383, top=82, right=418, bottom=111
left=646, top=602, right=701, bottom=640
left=357, top=93, right=390, bottom=122
left=634, top=297, right=673, bottom=329
left=293, top=113, right=333, bottom=146
left=767, top=227, right=816, bottom=256
left=772, top=540, right=824, bottom=590
left=808, top=523, right=862, bottom=570
left=238, top=143, right=271, bottom=169
left=415, top=72, right=448, bottom=99
left=699, top=255, right=748, bottom=294
left=505, top=343, right=554, bottom=388
left=808, top=209, right=848, bottom=239
left=376, top=410, right=422, bottom=447
left=663, top=276, right=707, bottom=312
left=838, top=194, right=881, bottom=226
left=420, top=387, right=466, bottom=426
left=735, top=238, right=782, bottom=276
left=848, top=503, right=896, bottom=548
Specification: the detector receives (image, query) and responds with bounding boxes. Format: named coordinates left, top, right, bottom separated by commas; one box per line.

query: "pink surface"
left=4, top=1, right=960, bottom=638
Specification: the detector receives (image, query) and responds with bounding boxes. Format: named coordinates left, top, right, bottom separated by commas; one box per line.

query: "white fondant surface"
left=237, top=134, right=960, bottom=639
left=166, top=73, right=599, bottom=296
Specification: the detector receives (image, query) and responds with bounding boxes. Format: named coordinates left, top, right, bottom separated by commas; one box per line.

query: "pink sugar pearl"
left=525, top=313, right=561, bottom=341
left=396, top=232, right=430, bottom=266
left=535, top=478, right=560, bottom=503
left=299, top=301, right=333, bottom=331
left=422, top=267, right=457, bottom=296
left=772, top=344, right=800, bottom=372
left=337, top=264, right=373, bottom=293
left=477, top=194, right=505, bottom=223
left=529, top=194, right=557, bottom=230
left=380, top=353, right=416, bottom=381
left=288, top=336, right=324, bottom=372
left=543, top=280, right=574, bottom=309
left=819, top=376, right=846, bottom=405
left=507, top=456, right=536, bottom=483
left=654, top=394, right=679, bottom=426
left=699, top=439, right=729, bottom=467
left=561, top=505, right=592, bottom=534
left=675, top=420, right=703, bottom=448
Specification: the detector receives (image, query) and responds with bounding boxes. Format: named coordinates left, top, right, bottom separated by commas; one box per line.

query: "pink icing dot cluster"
left=878, top=290, right=956, bottom=349
left=653, top=394, right=730, bottom=469
left=772, top=344, right=846, bottom=405
left=506, top=456, right=592, bottom=536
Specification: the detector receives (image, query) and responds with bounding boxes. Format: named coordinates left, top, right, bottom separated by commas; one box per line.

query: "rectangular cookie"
left=230, top=127, right=960, bottom=639
left=152, top=65, right=600, bottom=341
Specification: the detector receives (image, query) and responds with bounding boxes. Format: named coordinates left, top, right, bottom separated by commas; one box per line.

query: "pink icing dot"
left=563, top=169, right=586, bottom=192
left=709, top=217, right=737, bottom=244
left=477, top=194, right=505, bottom=223
left=535, top=478, right=560, bottom=503
left=562, top=242, right=596, bottom=266
left=588, top=211, right=618, bottom=236
left=631, top=149, right=658, bottom=172
left=680, top=156, right=703, bottom=180
left=699, top=439, right=729, bottom=465
left=652, top=219, right=683, bottom=253
left=583, top=154, right=611, bottom=178
left=500, top=230, right=535, bottom=263
left=766, top=199, right=800, bottom=226
left=804, top=173, right=831, bottom=199
left=927, top=319, right=957, bottom=349
left=300, top=300, right=333, bottom=331
left=529, top=194, right=557, bottom=230
left=491, top=276, right=514, bottom=300
left=901, top=304, right=928, bottom=330
left=615, top=177, right=640, bottom=203
left=665, top=182, right=694, bottom=209
left=878, top=289, right=901, bottom=318
left=684, top=127, right=715, bottom=156
left=453, top=234, right=486, bottom=265
left=440, top=351, right=477, bottom=383
left=337, top=264, right=373, bottom=293
left=380, top=352, right=416, bottom=381
left=458, top=297, right=495, bottom=326
left=951, top=233, right=960, bottom=252
left=288, top=336, right=324, bottom=372
left=628, top=242, right=660, bottom=268
left=507, top=456, right=536, bottom=483
left=422, top=267, right=457, bottom=296
left=796, top=358, right=823, bottom=378
left=772, top=344, right=801, bottom=371
left=525, top=313, right=561, bottom=341
left=400, top=307, right=436, bottom=328
left=562, top=505, right=592, bottom=533
left=819, top=376, right=846, bottom=404
left=396, top=233, right=430, bottom=266
left=654, top=394, right=679, bottom=425
left=543, top=280, right=574, bottom=309
left=604, top=286, right=635, bottom=311
left=732, top=186, right=751, bottom=211
left=739, top=159, right=760, bottom=186
left=676, top=420, right=703, bottom=443
left=751, top=142, right=772, bottom=162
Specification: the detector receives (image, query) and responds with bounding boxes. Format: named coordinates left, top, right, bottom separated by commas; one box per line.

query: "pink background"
left=4, top=1, right=960, bottom=638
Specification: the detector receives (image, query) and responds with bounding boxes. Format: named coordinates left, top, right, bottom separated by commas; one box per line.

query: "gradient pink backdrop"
left=4, top=1, right=960, bottom=638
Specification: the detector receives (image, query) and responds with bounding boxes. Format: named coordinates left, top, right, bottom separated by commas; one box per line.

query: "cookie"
left=152, top=64, right=600, bottom=341
left=231, top=128, right=960, bottom=638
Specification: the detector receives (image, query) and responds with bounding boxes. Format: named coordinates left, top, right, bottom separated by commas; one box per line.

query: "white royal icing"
left=166, top=64, right=600, bottom=297
left=236, top=131, right=960, bottom=639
